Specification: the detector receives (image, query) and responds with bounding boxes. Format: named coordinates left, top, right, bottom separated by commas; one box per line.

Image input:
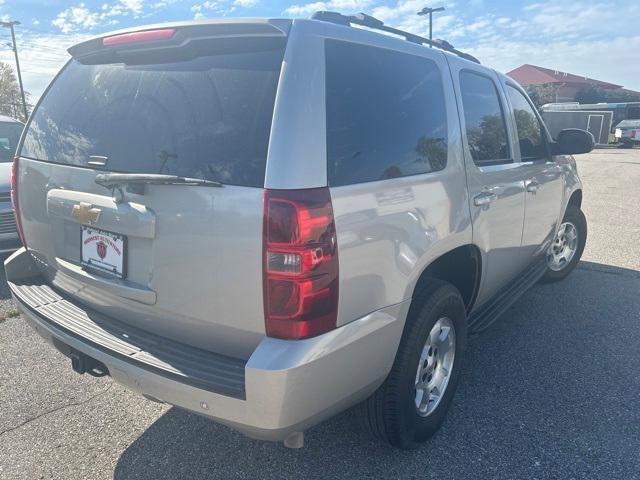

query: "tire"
left=359, top=280, right=467, bottom=449
left=619, top=141, right=633, bottom=149
left=540, top=204, right=587, bottom=283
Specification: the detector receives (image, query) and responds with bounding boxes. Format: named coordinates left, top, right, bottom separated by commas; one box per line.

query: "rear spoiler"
left=68, top=19, right=291, bottom=64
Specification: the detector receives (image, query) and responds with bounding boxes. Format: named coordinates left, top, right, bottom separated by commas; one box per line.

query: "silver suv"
left=6, top=13, right=593, bottom=449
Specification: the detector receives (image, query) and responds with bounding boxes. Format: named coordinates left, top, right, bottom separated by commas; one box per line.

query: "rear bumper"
left=6, top=248, right=408, bottom=441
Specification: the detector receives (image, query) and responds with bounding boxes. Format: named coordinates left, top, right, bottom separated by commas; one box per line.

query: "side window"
left=459, top=71, right=510, bottom=166
left=325, top=40, right=448, bottom=187
left=506, top=86, right=547, bottom=160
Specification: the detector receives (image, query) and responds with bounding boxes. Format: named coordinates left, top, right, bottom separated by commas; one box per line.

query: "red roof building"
left=507, top=64, right=625, bottom=102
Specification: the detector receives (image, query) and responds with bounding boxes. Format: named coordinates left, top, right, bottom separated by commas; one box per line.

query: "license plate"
left=81, top=226, right=125, bottom=279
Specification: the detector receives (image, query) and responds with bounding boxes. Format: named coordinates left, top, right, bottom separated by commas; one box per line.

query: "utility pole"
left=1, top=20, right=28, bottom=121
left=417, top=6, right=445, bottom=47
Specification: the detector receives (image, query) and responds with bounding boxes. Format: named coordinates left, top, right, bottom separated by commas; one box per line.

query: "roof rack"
left=311, top=11, right=480, bottom=64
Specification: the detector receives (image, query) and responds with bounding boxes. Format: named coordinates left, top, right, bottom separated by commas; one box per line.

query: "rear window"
left=20, top=44, right=284, bottom=187
left=325, top=40, right=448, bottom=187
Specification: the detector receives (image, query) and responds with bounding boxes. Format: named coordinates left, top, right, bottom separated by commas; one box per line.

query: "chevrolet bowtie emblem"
left=72, top=202, right=101, bottom=224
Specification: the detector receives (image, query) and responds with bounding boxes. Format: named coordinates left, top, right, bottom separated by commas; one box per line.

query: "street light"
left=417, top=6, right=445, bottom=47
left=0, top=20, right=28, bottom=121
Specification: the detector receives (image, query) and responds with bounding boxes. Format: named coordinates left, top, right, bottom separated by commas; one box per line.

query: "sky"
left=0, top=0, right=638, bottom=101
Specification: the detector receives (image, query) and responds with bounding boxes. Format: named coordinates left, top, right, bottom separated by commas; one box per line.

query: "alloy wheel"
left=414, top=317, right=456, bottom=417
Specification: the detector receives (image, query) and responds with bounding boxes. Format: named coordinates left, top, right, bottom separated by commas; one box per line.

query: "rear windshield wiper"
left=95, top=173, right=224, bottom=189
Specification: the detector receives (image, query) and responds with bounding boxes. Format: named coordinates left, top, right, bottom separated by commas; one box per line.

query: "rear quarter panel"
left=284, top=22, right=474, bottom=326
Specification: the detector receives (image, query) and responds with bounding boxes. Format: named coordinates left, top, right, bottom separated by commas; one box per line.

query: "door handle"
left=473, top=192, right=498, bottom=206
left=527, top=181, right=540, bottom=193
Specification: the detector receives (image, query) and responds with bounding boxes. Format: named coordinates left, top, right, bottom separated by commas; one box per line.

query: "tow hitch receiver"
left=70, top=350, right=109, bottom=377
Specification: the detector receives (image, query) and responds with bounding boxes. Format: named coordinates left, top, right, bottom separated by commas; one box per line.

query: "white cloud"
left=119, top=0, right=144, bottom=14
left=52, top=4, right=100, bottom=33
left=529, top=1, right=637, bottom=39
left=0, top=31, right=89, bottom=101
left=191, top=1, right=225, bottom=19
left=284, top=0, right=374, bottom=16
left=311, top=0, right=639, bottom=90
left=51, top=0, right=150, bottom=33
left=13, top=0, right=640, bottom=105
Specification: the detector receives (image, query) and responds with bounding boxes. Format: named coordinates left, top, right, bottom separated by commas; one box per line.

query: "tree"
left=604, top=89, right=640, bottom=103
left=575, top=86, right=607, bottom=104
left=526, top=84, right=559, bottom=108
left=467, top=113, right=509, bottom=161
left=0, top=62, right=30, bottom=121
left=415, top=136, right=447, bottom=171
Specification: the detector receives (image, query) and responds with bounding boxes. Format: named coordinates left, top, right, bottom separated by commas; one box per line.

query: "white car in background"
left=615, top=119, right=640, bottom=148
left=0, top=114, right=24, bottom=252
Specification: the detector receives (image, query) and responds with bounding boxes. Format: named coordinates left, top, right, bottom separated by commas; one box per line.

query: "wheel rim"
left=547, top=222, right=578, bottom=272
left=414, top=317, right=456, bottom=417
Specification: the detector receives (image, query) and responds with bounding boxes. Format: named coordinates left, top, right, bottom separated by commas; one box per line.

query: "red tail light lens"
left=11, top=156, right=26, bottom=247
left=103, top=28, right=176, bottom=47
left=263, top=188, right=339, bottom=339
left=631, top=130, right=637, bottom=139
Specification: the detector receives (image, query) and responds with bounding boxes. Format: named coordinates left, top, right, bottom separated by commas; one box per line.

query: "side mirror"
left=552, top=128, right=595, bottom=155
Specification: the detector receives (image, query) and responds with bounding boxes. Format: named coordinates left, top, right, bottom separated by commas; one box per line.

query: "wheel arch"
left=568, top=189, right=582, bottom=209
left=410, top=244, right=482, bottom=314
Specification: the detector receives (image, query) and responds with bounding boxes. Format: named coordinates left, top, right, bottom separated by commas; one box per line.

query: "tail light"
left=263, top=188, right=339, bottom=339
left=631, top=130, right=637, bottom=139
left=11, top=156, right=26, bottom=247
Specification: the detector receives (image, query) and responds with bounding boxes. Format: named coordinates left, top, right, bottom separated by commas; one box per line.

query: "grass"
left=0, top=309, right=20, bottom=323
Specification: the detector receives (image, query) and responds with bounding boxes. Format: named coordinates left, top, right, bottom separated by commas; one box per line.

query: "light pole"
left=417, top=6, right=445, bottom=47
left=1, top=20, right=28, bottom=121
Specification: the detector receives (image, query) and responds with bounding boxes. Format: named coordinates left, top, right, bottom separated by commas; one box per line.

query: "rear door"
left=16, top=22, right=289, bottom=358
left=502, top=81, right=564, bottom=260
left=449, top=59, right=527, bottom=305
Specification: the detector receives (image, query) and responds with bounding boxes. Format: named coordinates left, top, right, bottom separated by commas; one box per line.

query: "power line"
left=20, top=26, right=71, bottom=37
left=10, top=44, right=68, bottom=55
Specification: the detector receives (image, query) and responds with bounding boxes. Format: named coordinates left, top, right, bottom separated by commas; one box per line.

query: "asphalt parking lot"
left=1, top=148, right=639, bottom=480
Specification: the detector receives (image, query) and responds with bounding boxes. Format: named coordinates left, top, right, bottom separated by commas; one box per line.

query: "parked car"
left=5, top=13, right=593, bottom=449
left=615, top=119, right=640, bottom=148
left=0, top=115, right=24, bottom=253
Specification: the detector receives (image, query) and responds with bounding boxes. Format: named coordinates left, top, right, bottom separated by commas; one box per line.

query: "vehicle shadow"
left=95, top=261, right=640, bottom=478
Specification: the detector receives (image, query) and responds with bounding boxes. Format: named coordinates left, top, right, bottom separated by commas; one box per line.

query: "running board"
left=468, top=258, right=547, bottom=334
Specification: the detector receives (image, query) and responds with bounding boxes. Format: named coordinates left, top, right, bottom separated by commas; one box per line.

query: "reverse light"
left=103, top=28, right=176, bottom=47
left=263, top=188, right=339, bottom=340
left=11, top=157, right=26, bottom=247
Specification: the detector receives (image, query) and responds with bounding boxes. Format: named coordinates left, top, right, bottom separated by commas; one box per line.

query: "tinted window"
left=326, top=40, right=448, bottom=186
left=0, top=121, right=23, bottom=162
left=20, top=45, right=284, bottom=187
left=507, top=86, right=547, bottom=160
left=459, top=71, right=510, bottom=166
